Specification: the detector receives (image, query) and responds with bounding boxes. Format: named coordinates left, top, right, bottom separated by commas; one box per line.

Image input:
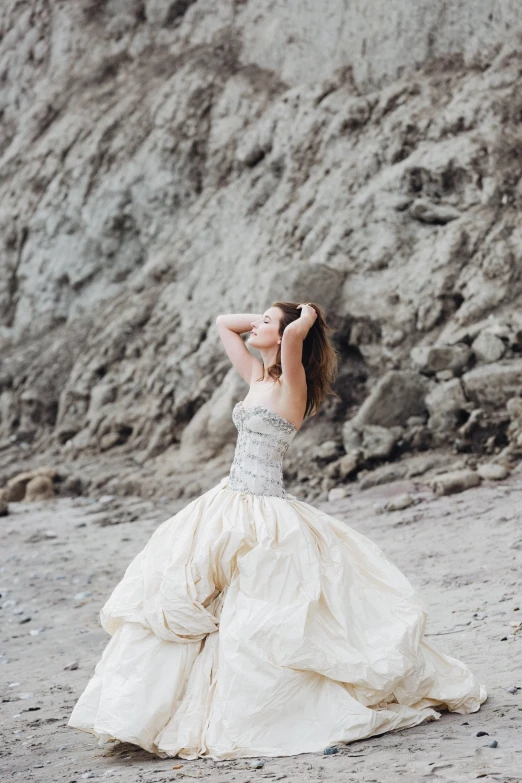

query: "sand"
left=1, top=473, right=521, bottom=782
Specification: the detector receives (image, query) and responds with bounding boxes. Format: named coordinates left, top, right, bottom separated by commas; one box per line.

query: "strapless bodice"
left=227, top=401, right=297, bottom=498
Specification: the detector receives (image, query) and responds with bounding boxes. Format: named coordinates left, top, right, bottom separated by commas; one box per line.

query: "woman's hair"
left=256, top=301, right=340, bottom=419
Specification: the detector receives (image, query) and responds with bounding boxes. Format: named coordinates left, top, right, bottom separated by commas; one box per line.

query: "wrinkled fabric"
left=68, top=475, right=487, bottom=759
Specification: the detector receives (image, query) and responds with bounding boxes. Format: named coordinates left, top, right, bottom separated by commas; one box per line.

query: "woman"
left=68, top=301, right=486, bottom=760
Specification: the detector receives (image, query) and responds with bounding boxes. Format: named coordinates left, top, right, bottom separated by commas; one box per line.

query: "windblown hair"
left=257, top=301, right=340, bottom=419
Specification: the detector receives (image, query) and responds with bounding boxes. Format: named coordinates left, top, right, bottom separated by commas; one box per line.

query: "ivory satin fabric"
left=67, top=475, right=487, bottom=759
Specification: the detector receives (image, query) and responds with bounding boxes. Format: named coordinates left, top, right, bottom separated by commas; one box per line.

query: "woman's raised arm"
left=216, top=313, right=263, bottom=383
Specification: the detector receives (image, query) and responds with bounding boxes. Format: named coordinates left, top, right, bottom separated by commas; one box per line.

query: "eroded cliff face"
left=1, top=1, right=522, bottom=501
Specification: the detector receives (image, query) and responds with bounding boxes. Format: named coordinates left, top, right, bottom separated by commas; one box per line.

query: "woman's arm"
left=216, top=313, right=263, bottom=383
left=280, top=304, right=317, bottom=389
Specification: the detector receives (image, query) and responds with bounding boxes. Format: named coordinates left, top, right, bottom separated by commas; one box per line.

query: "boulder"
left=462, top=359, right=522, bottom=407
left=5, top=467, right=57, bottom=502
left=313, top=440, right=343, bottom=461
left=338, top=452, right=360, bottom=479
left=352, top=371, right=429, bottom=429
left=25, top=475, right=55, bottom=501
left=426, top=379, right=472, bottom=434
left=429, top=469, right=480, bottom=496
left=477, top=463, right=510, bottom=481
left=471, top=331, right=506, bottom=364
left=361, top=425, right=397, bottom=460
left=411, top=344, right=471, bottom=375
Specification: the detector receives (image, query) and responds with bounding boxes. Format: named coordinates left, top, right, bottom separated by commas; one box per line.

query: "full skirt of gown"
left=67, top=475, right=487, bottom=759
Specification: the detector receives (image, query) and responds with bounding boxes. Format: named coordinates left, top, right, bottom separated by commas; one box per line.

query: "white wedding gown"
left=67, top=400, right=487, bottom=759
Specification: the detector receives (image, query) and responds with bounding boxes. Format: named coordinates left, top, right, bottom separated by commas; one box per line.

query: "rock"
left=25, top=475, right=55, bottom=502
left=476, top=731, right=489, bottom=737
left=361, top=425, right=397, bottom=460
left=487, top=740, right=498, bottom=748
left=328, top=486, right=351, bottom=502
left=4, top=468, right=56, bottom=502
left=472, top=331, right=506, bottom=363
left=358, top=462, right=408, bottom=489
left=429, top=469, right=481, bottom=496
left=507, top=686, right=519, bottom=694
left=314, top=440, right=342, bottom=461
left=477, top=463, right=509, bottom=481
left=462, top=359, right=522, bottom=407
left=411, top=344, right=471, bottom=375
left=74, top=591, right=92, bottom=600
left=385, top=494, right=414, bottom=511
left=352, top=371, right=429, bottom=430
left=323, top=746, right=338, bottom=755
left=62, top=475, right=84, bottom=496
left=409, top=198, right=461, bottom=224
left=249, top=760, right=265, bottom=768
left=426, top=379, right=473, bottom=435
left=507, top=396, right=522, bottom=420
left=342, top=423, right=363, bottom=452
left=64, top=661, right=79, bottom=670
left=406, top=416, right=426, bottom=427
left=338, top=452, right=360, bottom=479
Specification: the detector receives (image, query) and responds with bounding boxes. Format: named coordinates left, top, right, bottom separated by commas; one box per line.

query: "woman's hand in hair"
left=297, top=303, right=318, bottom=328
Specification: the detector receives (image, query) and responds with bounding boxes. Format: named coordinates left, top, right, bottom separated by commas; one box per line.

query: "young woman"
left=68, top=301, right=486, bottom=760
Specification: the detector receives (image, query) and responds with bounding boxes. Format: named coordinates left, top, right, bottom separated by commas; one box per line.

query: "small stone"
left=500, top=636, right=508, bottom=641
left=507, top=686, right=518, bottom=694
left=74, top=591, right=92, bottom=600
left=81, top=773, right=97, bottom=779
left=19, top=616, right=32, bottom=624
left=328, top=486, right=351, bottom=502
left=429, top=469, right=480, bottom=496
left=477, top=463, right=509, bottom=481
left=172, top=764, right=183, bottom=770
left=64, top=661, right=79, bottom=671
left=476, top=731, right=489, bottom=737
left=385, top=494, right=414, bottom=512
left=249, top=760, right=264, bottom=768
left=323, top=746, right=338, bottom=755
left=487, top=740, right=498, bottom=748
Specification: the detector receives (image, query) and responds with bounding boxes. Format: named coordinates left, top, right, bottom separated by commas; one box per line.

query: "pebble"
left=476, top=731, right=489, bottom=737
left=385, top=494, right=414, bottom=512
left=323, top=746, right=338, bottom=755
left=64, top=661, right=79, bottom=671
left=507, top=686, right=519, bottom=694
left=488, top=740, right=498, bottom=748
left=82, top=773, right=97, bottom=779
left=19, top=616, right=32, bottom=624
left=74, top=591, right=92, bottom=600
left=249, top=760, right=264, bottom=768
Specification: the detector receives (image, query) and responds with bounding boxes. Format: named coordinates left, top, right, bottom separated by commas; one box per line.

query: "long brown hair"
left=256, top=301, right=340, bottom=419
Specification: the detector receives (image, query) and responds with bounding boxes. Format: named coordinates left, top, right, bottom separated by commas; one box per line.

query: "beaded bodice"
left=227, top=401, right=298, bottom=498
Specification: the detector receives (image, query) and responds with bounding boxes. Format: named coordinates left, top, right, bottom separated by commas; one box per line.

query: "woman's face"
left=248, top=307, right=283, bottom=349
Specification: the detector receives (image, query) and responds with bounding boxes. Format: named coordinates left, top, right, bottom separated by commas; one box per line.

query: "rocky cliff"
left=2, top=1, right=522, bottom=503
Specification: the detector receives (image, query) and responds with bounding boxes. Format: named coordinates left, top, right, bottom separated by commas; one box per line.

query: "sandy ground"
left=1, top=471, right=522, bottom=783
